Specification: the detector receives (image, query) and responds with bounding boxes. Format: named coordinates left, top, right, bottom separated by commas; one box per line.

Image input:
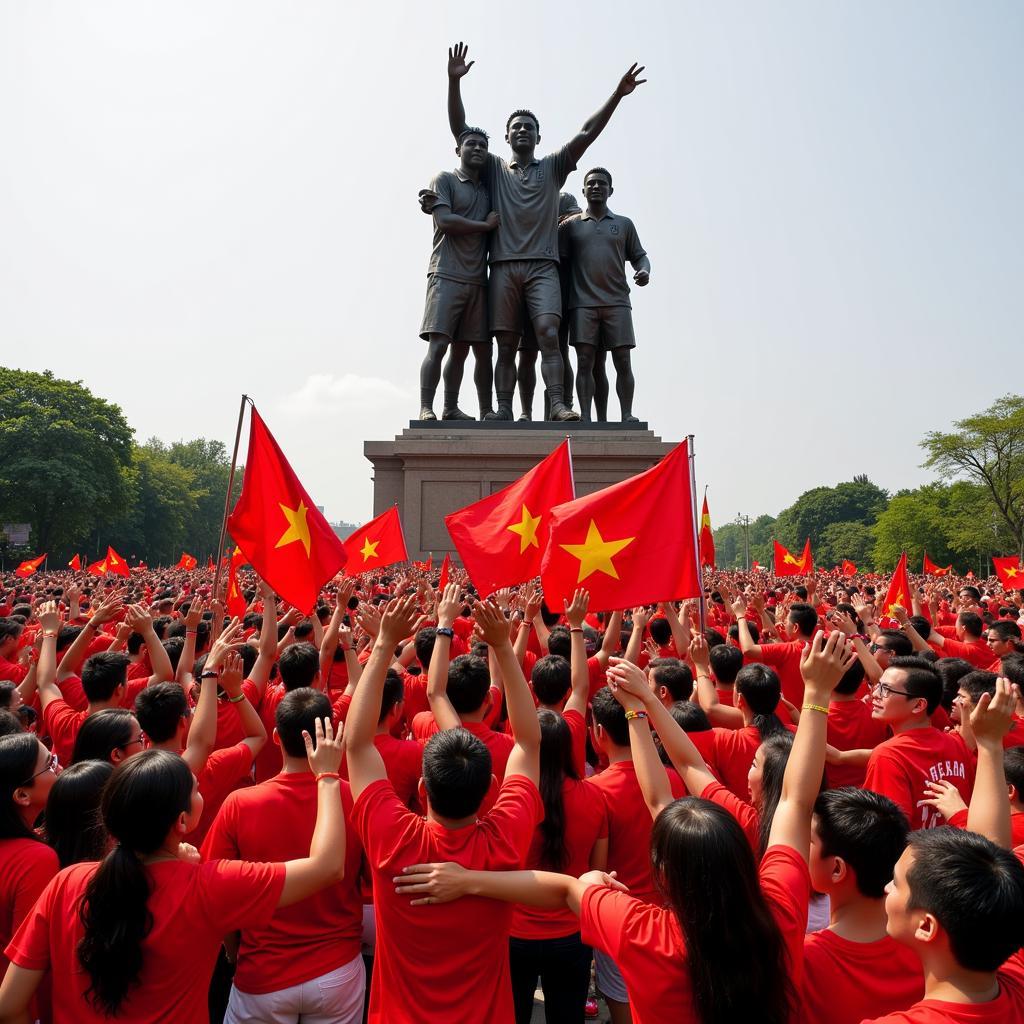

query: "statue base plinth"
left=364, top=422, right=675, bottom=561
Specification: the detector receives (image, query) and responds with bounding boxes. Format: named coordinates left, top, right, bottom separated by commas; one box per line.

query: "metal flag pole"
left=212, top=394, right=250, bottom=605
left=686, top=435, right=706, bottom=635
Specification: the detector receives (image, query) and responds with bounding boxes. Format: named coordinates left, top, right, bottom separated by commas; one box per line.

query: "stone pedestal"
left=364, top=421, right=676, bottom=560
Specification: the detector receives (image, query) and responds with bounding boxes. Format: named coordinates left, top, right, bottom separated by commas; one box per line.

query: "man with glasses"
left=986, top=621, right=1024, bottom=669
left=863, top=657, right=974, bottom=830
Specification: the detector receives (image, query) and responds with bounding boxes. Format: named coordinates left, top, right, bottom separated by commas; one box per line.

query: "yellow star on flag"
left=560, top=520, right=635, bottom=583
left=783, top=553, right=799, bottom=564
left=276, top=501, right=311, bottom=557
left=1007, top=567, right=1020, bottom=578
left=360, top=537, right=380, bottom=562
left=507, top=504, right=543, bottom=554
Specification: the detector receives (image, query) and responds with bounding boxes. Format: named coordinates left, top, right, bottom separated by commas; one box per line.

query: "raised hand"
left=472, top=598, right=511, bottom=648
left=436, top=583, right=461, bottom=629
left=207, top=616, right=244, bottom=668
left=564, top=588, right=590, bottom=630
left=616, top=62, right=647, bottom=97
left=185, top=598, right=205, bottom=629
left=303, top=716, right=344, bottom=776
left=37, top=600, right=61, bottom=635
left=606, top=656, right=653, bottom=708
left=379, top=594, right=422, bottom=646
left=799, top=629, right=856, bottom=700
left=524, top=585, right=543, bottom=622
left=970, top=677, right=1019, bottom=746
left=355, top=603, right=382, bottom=640
left=688, top=633, right=711, bottom=674
left=448, top=41, right=474, bottom=79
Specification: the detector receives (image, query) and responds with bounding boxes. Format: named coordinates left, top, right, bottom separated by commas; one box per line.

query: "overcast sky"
left=2, top=2, right=1021, bottom=528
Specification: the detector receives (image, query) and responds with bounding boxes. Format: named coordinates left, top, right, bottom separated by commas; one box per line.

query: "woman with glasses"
left=70, top=708, right=145, bottom=765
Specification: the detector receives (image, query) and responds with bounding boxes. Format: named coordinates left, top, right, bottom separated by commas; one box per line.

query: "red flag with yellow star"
left=87, top=557, right=108, bottom=577
left=106, top=546, right=131, bottom=579
left=774, top=539, right=812, bottom=577
left=994, top=555, right=1023, bottom=587
left=227, top=406, right=347, bottom=613
left=923, top=553, right=951, bottom=577
left=177, top=552, right=198, bottom=571
left=226, top=546, right=248, bottom=617
left=342, top=506, right=409, bottom=575
left=446, top=440, right=574, bottom=598
left=699, top=494, right=715, bottom=568
left=14, top=554, right=46, bottom=578
left=880, top=552, right=913, bottom=617
left=540, top=440, right=700, bottom=610
left=68, top=554, right=81, bottom=571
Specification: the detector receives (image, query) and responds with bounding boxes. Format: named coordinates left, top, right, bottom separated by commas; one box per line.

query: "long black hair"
left=77, top=749, right=193, bottom=1015
left=754, top=732, right=795, bottom=857
left=650, top=798, right=794, bottom=1024
left=736, top=664, right=786, bottom=741
left=0, top=733, right=46, bottom=842
left=71, top=708, right=137, bottom=764
left=536, top=710, right=578, bottom=871
left=45, top=760, right=113, bottom=867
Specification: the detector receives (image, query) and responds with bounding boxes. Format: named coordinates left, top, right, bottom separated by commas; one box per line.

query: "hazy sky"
left=2, top=2, right=1021, bottom=528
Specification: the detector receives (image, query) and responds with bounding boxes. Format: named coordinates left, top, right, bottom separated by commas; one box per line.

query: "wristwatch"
left=436, top=627, right=455, bottom=639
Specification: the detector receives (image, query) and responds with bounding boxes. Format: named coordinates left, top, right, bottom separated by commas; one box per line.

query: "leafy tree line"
left=0, top=368, right=241, bottom=566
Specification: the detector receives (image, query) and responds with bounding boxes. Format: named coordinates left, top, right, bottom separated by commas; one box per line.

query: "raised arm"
left=33, top=601, right=63, bottom=712
left=56, top=593, right=121, bottom=682
left=566, top=63, right=646, bottom=165
left=730, top=596, right=763, bottom=658
left=623, top=606, right=649, bottom=665
left=124, top=605, right=174, bottom=685
left=181, top=659, right=221, bottom=775
left=564, top=588, right=591, bottom=719
left=691, top=634, right=743, bottom=728
left=594, top=608, right=623, bottom=669
left=219, top=652, right=267, bottom=758
left=446, top=42, right=473, bottom=140
left=426, top=583, right=464, bottom=732
left=965, top=677, right=1018, bottom=847
left=660, top=601, right=690, bottom=659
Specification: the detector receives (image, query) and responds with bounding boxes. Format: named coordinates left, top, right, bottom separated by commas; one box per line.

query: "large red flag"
left=343, top=506, right=408, bottom=575
left=698, top=494, right=715, bottom=568
left=880, top=552, right=913, bottom=617
left=68, top=554, right=81, bottom=571
left=106, top=546, right=131, bottom=579
left=87, top=557, right=108, bottom=577
left=227, top=407, right=347, bottom=613
left=922, top=553, right=951, bottom=577
left=774, top=539, right=812, bottom=577
left=14, top=554, right=46, bottom=578
left=446, top=440, right=575, bottom=597
left=841, top=560, right=857, bottom=577
left=438, top=552, right=452, bottom=591
left=993, top=555, right=1024, bottom=588
left=540, top=440, right=700, bottom=610
left=177, top=552, right=198, bottom=571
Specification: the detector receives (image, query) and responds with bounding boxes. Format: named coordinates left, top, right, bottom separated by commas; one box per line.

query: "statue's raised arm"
left=447, top=41, right=474, bottom=140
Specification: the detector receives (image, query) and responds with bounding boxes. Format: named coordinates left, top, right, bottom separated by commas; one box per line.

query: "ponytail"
left=537, top=710, right=577, bottom=872
left=736, top=664, right=785, bottom=741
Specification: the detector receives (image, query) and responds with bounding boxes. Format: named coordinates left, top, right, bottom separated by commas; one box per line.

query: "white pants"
left=225, top=955, right=365, bottom=1024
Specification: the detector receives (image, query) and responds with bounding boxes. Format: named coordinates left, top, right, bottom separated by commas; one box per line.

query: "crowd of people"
left=0, top=561, right=1023, bottom=1023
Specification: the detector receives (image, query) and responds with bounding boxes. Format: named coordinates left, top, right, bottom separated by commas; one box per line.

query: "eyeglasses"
left=876, top=682, right=915, bottom=699
left=869, top=643, right=889, bottom=655
left=117, top=736, right=146, bottom=752
left=20, top=752, right=60, bottom=786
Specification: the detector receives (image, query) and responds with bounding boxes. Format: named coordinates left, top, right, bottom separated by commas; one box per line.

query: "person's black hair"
left=274, top=687, right=332, bottom=758
left=794, top=586, right=808, bottom=601
left=670, top=700, right=711, bottom=733
left=1004, top=747, right=1024, bottom=800
left=709, top=643, right=743, bottom=685
left=56, top=625, right=83, bottom=653
left=414, top=627, right=437, bottom=669
left=728, top=620, right=760, bottom=644
left=836, top=603, right=864, bottom=632
left=151, top=616, right=173, bottom=640
left=0, top=619, right=24, bottom=645
left=71, top=709, right=138, bottom=765
left=539, top=602, right=561, bottom=629
left=833, top=657, right=866, bottom=696
left=1000, top=653, right=1024, bottom=689
left=134, top=683, right=189, bottom=744
left=877, top=630, right=913, bottom=658
left=278, top=641, right=320, bottom=690
left=45, top=760, right=113, bottom=867
left=788, top=603, right=818, bottom=637
left=546, top=627, right=570, bottom=660
left=650, top=798, right=794, bottom=1024
left=905, top=827, right=1024, bottom=971
left=531, top=655, right=571, bottom=706
left=0, top=733, right=46, bottom=841
left=704, top=627, right=726, bottom=648
left=160, top=637, right=184, bottom=674
left=0, top=681, right=17, bottom=709
left=81, top=652, right=130, bottom=703
left=756, top=732, right=795, bottom=856
left=649, top=658, right=693, bottom=702
left=989, top=620, right=1023, bottom=645
left=958, top=585, right=981, bottom=602
left=506, top=108, right=540, bottom=134
left=379, top=669, right=404, bottom=724
left=886, top=656, right=943, bottom=715
left=648, top=617, right=671, bottom=647
left=420, top=728, right=491, bottom=819
left=77, top=749, right=194, bottom=1015
left=446, top=654, right=491, bottom=714
left=457, top=125, right=489, bottom=145
left=590, top=686, right=628, bottom=747
left=958, top=611, right=984, bottom=639
left=583, top=166, right=612, bottom=188
left=935, top=657, right=975, bottom=712
left=814, top=788, right=909, bottom=898
left=537, top=710, right=577, bottom=871
left=735, top=664, right=785, bottom=740
left=907, top=615, right=932, bottom=641
left=958, top=670, right=998, bottom=704
left=0, top=709, right=23, bottom=737
left=126, top=632, right=146, bottom=656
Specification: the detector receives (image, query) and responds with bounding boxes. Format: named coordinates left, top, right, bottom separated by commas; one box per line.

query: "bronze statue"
left=446, top=42, right=646, bottom=422
left=562, top=167, right=650, bottom=422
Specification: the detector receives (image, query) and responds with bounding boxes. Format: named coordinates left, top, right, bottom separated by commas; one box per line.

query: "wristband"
left=436, top=627, right=454, bottom=639
left=624, top=710, right=649, bottom=721
left=802, top=703, right=829, bottom=714
left=850, top=633, right=868, bottom=641
left=227, top=692, right=246, bottom=704
left=316, top=771, right=341, bottom=783
left=569, top=627, right=583, bottom=633
left=41, top=631, right=57, bottom=639
left=199, top=671, right=219, bottom=680
left=186, top=629, right=198, bottom=636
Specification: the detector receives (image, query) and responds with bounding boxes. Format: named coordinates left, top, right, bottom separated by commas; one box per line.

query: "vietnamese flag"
left=106, top=546, right=131, bottom=579
left=438, top=552, right=453, bottom=591
left=699, top=494, right=715, bottom=568
left=446, top=440, right=575, bottom=598
left=87, top=557, right=108, bottom=577
left=413, top=555, right=433, bottom=571
left=177, top=552, right=198, bottom=571
left=68, top=554, right=81, bottom=571
left=227, top=406, right=347, bottom=613
left=540, top=440, right=700, bottom=610
left=774, top=539, right=812, bottom=577
left=226, top=547, right=248, bottom=617
left=994, top=555, right=1023, bottom=588
left=923, top=553, right=951, bottom=577
left=343, top=506, right=408, bottom=575
left=841, top=560, right=857, bottom=577
left=880, top=552, right=913, bottom=617
left=14, top=554, right=46, bottom=578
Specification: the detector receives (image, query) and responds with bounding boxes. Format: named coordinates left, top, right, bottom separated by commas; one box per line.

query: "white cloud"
left=277, top=372, right=410, bottom=417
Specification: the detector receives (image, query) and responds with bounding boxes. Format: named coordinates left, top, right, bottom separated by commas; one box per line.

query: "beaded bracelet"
left=227, top=693, right=246, bottom=704
left=624, top=710, right=649, bottom=721
left=802, top=703, right=829, bottom=714
left=316, top=771, right=341, bottom=783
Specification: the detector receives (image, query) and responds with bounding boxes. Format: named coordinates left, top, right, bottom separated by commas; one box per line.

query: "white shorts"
left=225, top=954, right=365, bottom=1024
left=593, top=946, right=629, bottom=1003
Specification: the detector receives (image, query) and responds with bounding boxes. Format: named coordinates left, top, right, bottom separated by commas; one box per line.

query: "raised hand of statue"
left=616, top=63, right=647, bottom=97
left=448, top=42, right=474, bottom=79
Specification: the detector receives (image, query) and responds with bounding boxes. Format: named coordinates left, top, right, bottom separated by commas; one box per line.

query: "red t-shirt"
left=930, top=637, right=997, bottom=670
left=746, top=639, right=807, bottom=705
left=708, top=724, right=801, bottom=801
left=949, top=807, right=1024, bottom=847
left=410, top=715, right=514, bottom=781
left=584, top=760, right=686, bottom=905
left=201, top=772, right=364, bottom=994
left=579, top=845, right=810, bottom=1024
left=253, top=684, right=287, bottom=783
left=0, top=838, right=59, bottom=979
left=58, top=674, right=87, bottom=711
left=700, top=780, right=758, bottom=854
left=586, top=656, right=608, bottom=699
left=5, top=858, right=284, bottom=1024
left=864, top=728, right=974, bottom=831
left=826, top=699, right=890, bottom=788
left=41, top=699, right=86, bottom=767
left=366, top=733, right=425, bottom=808
left=0, top=656, right=28, bottom=684
left=353, top=774, right=542, bottom=1024
left=563, top=708, right=588, bottom=778
left=189, top=741, right=255, bottom=845
left=686, top=728, right=719, bottom=778
left=511, top=777, right=608, bottom=940
left=801, top=929, right=923, bottom=1024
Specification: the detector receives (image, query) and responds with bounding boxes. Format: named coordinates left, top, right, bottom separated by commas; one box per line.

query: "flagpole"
left=686, top=435, right=706, bottom=635
left=565, top=435, right=576, bottom=498
left=213, top=394, right=250, bottom=605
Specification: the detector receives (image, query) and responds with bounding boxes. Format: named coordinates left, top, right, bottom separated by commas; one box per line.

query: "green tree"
left=0, top=368, right=133, bottom=555
left=774, top=477, right=889, bottom=555
left=922, top=394, right=1024, bottom=559
left=817, top=521, right=875, bottom=569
